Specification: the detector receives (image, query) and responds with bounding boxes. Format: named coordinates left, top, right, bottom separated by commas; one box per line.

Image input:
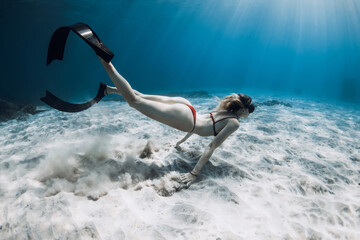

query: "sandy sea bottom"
left=0, top=94, right=359, bottom=240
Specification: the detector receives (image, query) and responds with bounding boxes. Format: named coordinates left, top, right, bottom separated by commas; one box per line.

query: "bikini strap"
left=187, top=105, right=196, bottom=132
left=214, top=116, right=238, bottom=123
left=210, top=113, right=238, bottom=136
left=210, top=113, right=217, bottom=136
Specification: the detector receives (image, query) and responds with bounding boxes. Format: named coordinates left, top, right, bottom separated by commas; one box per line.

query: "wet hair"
left=216, top=93, right=253, bottom=112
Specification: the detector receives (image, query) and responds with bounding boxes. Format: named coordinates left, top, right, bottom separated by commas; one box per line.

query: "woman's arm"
left=175, top=132, right=193, bottom=150
left=180, top=119, right=239, bottom=186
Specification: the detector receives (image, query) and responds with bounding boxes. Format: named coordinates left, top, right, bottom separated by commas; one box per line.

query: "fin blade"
left=40, top=91, right=95, bottom=113
left=40, top=83, right=106, bottom=113
left=46, top=27, right=71, bottom=65
left=46, top=23, right=114, bottom=65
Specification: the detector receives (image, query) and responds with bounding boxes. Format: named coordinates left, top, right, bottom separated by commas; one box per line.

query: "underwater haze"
left=1, top=0, right=360, bottom=104
left=1, top=1, right=360, bottom=239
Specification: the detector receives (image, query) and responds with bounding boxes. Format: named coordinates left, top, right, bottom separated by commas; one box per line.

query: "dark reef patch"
left=0, top=99, right=38, bottom=121
left=255, top=100, right=292, bottom=108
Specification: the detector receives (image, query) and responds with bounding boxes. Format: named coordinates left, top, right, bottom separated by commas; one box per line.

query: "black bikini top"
left=209, top=113, right=237, bottom=136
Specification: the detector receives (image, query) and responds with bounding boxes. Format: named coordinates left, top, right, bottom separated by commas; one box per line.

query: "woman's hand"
left=180, top=172, right=197, bottom=188
left=175, top=132, right=193, bottom=151
left=174, top=142, right=182, bottom=151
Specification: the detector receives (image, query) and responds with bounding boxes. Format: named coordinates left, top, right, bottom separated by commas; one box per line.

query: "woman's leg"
left=105, top=86, right=192, bottom=105
left=99, top=58, right=194, bottom=132
left=99, top=58, right=138, bottom=104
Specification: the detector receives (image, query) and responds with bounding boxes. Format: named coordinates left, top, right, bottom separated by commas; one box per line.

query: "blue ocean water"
left=1, top=1, right=360, bottom=238
left=1, top=0, right=360, bottom=104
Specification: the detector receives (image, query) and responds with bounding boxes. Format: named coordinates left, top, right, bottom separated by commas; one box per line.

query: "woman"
left=99, top=57, right=255, bottom=187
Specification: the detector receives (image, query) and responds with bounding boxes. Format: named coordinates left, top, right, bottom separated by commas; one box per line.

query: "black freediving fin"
left=40, top=82, right=107, bottom=113
left=47, top=22, right=114, bottom=65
